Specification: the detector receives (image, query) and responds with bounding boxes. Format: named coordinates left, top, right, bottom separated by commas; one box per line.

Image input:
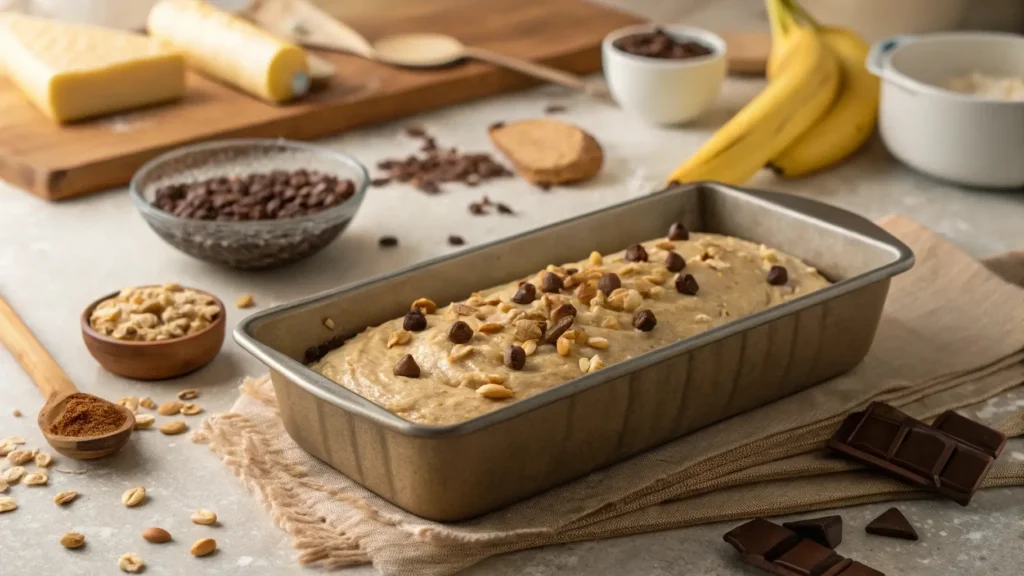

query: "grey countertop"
left=1, top=1, right=1023, bottom=575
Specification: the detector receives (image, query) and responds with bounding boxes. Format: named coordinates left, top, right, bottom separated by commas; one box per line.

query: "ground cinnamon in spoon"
left=48, top=393, right=126, bottom=437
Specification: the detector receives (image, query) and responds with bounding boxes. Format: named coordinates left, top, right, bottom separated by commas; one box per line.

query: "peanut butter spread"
left=312, top=226, right=830, bottom=425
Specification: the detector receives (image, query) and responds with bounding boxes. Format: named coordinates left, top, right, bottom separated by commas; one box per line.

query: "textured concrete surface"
left=1, top=1, right=1023, bottom=575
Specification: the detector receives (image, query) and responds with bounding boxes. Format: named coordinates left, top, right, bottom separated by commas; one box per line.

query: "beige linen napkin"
left=198, top=216, right=1024, bottom=575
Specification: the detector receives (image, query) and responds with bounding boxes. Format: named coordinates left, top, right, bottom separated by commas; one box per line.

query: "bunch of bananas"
left=666, top=0, right=879, bottom=184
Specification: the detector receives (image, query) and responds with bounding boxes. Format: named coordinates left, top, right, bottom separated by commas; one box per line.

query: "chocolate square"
left=848, top=415, right=902, bottom=458
left=838, top=561, right=886, bottom=576
left=723, top=518, right=801, bottom=560
left=939, top=447, right=992, bottom=494
left=932, top=411, right=1006, bottom=456
left=775, top=539, right=843, bottom=576
left=892, top=428, right=954, bottom=477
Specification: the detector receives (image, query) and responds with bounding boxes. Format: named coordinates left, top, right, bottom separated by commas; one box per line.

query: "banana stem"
left=782, top=0, right=823, bottom=30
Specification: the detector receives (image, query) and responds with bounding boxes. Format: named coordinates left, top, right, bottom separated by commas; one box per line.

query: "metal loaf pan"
left=235, top=183, right=914, bottom=522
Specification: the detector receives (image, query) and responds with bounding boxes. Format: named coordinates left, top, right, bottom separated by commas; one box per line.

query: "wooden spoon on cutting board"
left=0, top=294, right=134, bottom=459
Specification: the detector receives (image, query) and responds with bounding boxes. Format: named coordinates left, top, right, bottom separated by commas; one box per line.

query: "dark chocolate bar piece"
left=783, top=515, right=843, bottom=549
left=828, top=403, right=1005, bottom=506
left=865, top=507, right=918, bottom=541
left=724, top=518, right=885, bottom=576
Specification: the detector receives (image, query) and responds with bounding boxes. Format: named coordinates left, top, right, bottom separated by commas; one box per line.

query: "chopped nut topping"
left=759, top=244, right=778, bottom=263
left=588, top=337, right=610, bottom=349
left=122, top=486, right=146, bottom=507
left=177, top=389, right=198, bottom=400
left=387, top=330, right=411, bottom=348
left=588, top=354, right=605, bottom=373
left=236, top=294, right=255, bottom=308
left=477, top=384, right=514, bottom=400
left=91, top=286, right=220, bottom=341
left=600, top=316, right=620, bottom=330
left=588, top=251, right=603, bottom=266
left=513, top=319, right=544, bottom=342
left=694, top=313, right=713, bottom=323
left=478, top=322, right=504, bottom=334
left=618, top=263, right=639, bottom=277
left=655, top=240, right=676, bottom=251
left=486, top=374, right=505, bottom=384
left=578, top=357, right=590, bottom=373
left=451, top=303, right=480, bottom=318
left=159, top=421, right=187, bottom=435
left=411, top=298, right=438, bottom=314
left=522, top=339, right=538, bottom=356
left=0, top=496, right=15, bottom=512
left=118, top=553, right=144, bottom=573
left=556, top=336, right=572, bottom=356
left=448, top=344, right=475, bottom=362
left=632, top=278, right=654, bottom=296
left=650, top=286, right=665, bottom=298
left=575, top=328, right=590, bottom=346
left=53, top=491, right=78, bottom=505
left=574, top=282, right=598, bottom=305
left=498, top=302, right=513, bottom=313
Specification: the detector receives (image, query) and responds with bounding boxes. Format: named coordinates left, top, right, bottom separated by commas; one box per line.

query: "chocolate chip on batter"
left=767, top=265, right=789, bottom=286
left=625, top=243, right=649, bottom=262
left=378, top=235, right=399, bottom=248
left=447, top=320, right=474, bottom=344
left=394, top=354, right=421, bottom=378
left=598, top=273, right=621, bottom=296
left=665, top=251, right=686, bottom=272
left=542, top=315, right=574, bottom=345
left=550, top=303, right=577, bottom=322
left=448, top=235, right=466, bottom=246
left=541, top=272, right=564, bottom=293
left=633, top=309, right=657, bottom=332
left=512, top=282, right=538, bottom=304
left=504, top=345, right=526, bottom=370
left=667, top=222, right=690, bottom=241
left=675, top=273, right=699, bottom=295
left=403, top=310, right=428, bottom=332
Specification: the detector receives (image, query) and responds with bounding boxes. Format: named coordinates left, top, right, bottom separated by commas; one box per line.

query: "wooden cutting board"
left=0, top=0, right=641, bottom=201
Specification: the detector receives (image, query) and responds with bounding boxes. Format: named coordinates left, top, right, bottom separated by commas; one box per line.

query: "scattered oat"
left=236, top=294, right=255, bottom=309
left=143, top=527, right=172, bottom=543
left=0, top=496, right=15, bottom=512
left=11, top=409, right=21, bottom=417
left=34, top=451, right=53, bottom=467
left=191, top=508, right=217, bottom=525
left=181, top=403, right=203, bottom=416
left=159, top=421, right=187, bottom=435
left=60, top=532, right=86, bottom=549
left=476, top=384, right=514, bottom=400
left=588, top=337, right=609, bottom=349
left=122, top=486, right=146, bottom=507
left=177, top=389, right=199, bottom=400
left=323, top=317, right=336, bottom=330
left=54, top=490, right=78, bottom=505
left=22, top=471, right=48, bottom=486
left=7, top=449, right=34, bottom=465
left=117, top=397, right=139, bottom=413
left=118, top=552, right=144, bottom=573
left=191, top=537, right=217, bottom=557
left=386, top=330, right=412, bottom=348
left=139, top=397, right=156, bottom=409
left=134, top=414, right=155, bottom=429
left=157, top=401, right=183, bottom=416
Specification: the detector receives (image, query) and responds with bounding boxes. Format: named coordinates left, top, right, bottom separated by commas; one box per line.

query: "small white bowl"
left=868, top=32, right=1024, bottom=189
left=602, top=24, right=727, bottom=126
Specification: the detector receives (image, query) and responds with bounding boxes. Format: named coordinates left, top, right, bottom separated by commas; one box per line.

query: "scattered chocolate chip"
left=598, top=273, right=621, bottom=296
left=404, top=126, right=427, bottom=138
left=403, top=310, right=427, bottom=332
left=448, top=235, right=466, bottom=246
left=393, top=354, right=421, bottom=378
left=767, top=265, right=789, bottom=286
left=541, top=272, right=564, bottom=293
left=542, top=315, right=574, bottom=345
left=633, top=309, right=657, bottom=331
left=613, top=29, right=714, bottom=60
left=865, top=508, right=918, bottom=541
left=536, top=182, right=553, bottom=191
left=447, top=321, right=474, bottom=344
left=675, top=273, right=699, bottom=295
left=373, top=131, right=512, bottom=194
left=665, top=251, right=686, bottom=272
left=371, top=177, right=392, bottom=187
left=667, top=221, right=689, bottom=241
left=496, top=202, right=514, bottom=214
left=504, top=345, right=526, bottom=370
left=378, top=235, right=399, bottom=248
left=481, top=196, right=493, bottom=205
left=625, top=243, right=649, bottom=262
left=489, top=121, right=505, bottom=131
left=512, top=282, right=537, bottom=304
left=544, top=104, right=567, bottom=114
left=469, top=202, right=487, bottom=215
left=550, top=303, right=577, bottom=322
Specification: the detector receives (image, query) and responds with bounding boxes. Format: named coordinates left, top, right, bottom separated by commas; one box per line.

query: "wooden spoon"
left=0, top=294, right=134, bottom=460
left=372, top=33, right=613, bottom=102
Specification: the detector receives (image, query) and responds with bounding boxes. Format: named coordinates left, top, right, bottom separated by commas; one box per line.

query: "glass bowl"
left=130, top=139, right=368, bottom=269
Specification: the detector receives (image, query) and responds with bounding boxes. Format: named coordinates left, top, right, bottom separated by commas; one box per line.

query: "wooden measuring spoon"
left=373, top=33, right=613, bottom=101
left=0, top=294, right=134, bottom=460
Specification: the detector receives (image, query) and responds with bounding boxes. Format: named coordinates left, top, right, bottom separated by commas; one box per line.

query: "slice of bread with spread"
left=488, top=118, right=603, bottom=185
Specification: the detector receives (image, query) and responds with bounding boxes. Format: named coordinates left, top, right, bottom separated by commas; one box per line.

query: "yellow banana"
left=766, top=0, right=798, bottom=78
left=666, top=25, right=839, bottom=185
left=768, top=27, right=879, bottom=177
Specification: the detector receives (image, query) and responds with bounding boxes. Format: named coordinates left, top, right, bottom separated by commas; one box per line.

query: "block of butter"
left=0, top=13, right=186, bottom=124
left=148, top=0, right=310, bottom=104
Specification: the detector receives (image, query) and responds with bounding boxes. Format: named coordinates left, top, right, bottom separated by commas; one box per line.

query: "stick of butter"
left=0, top=13, right=186, bottom=123
left=148, top=0, right=310, bottom=103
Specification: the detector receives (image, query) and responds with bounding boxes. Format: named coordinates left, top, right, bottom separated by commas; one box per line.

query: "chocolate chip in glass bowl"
left=668, top=222, right=689, bottom=241
left=504, top=345, right=526, bottom=370
left=767, top=265, right=789, bottom=286
left=447, top=321, right=474, bottom=344
left=394, top=354, right=421, bottom=378
left=675, top=273, right=699, bottom=295
left=403, top=310, right=428, bottom=331
left=665, top=251, right=686, bottom=272
left=625, top=244, right=648, bottom=262
left=598, top=273, right=621, bottom=296
left=633, top=309, right=657, bottom=332
left=512, top=282, right=537, bottom=304
left=541, top=272, right=564, bottom=293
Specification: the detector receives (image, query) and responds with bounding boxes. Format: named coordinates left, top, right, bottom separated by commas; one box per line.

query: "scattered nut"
left=588, top=337, right=610, bottom=349
left=556, top=336, right=572, bottom=356
left=91, top=286, right=220, bottom=341
left=0, top=480, right=7, bottom=493
left=588, top=251, right=603, bottom=266
left=117, top=397, right=139, bottom=413
left=588, top=354, right=605, bottom=373
left=410, top=298, right=437, bottom=314
left=177, top=389, right=199, bottom=400
left=53, top=491, right=78, bottom=505
left=181, top=403, right=203, bottom=416
left=191, top=508, right=217, bottom=525
left=34, top=451, right=53, bottom=467
left=118, top=552, right=144, bottom=573
left=600, top=316, right=620, bottom=330
left=23, top=471, right=48, bottom=486
left=513, top=319, right=544, bottom=342
left=236, top=294, right=255, bottom=308
left=157, top=401, right=183, bottom=416
left=0, top=443, right=12, bottom=457
left=7, top=449, right=34, bottom=465
left=60, top=532, right=86, bottom=549
left=11, top=409, right=20, bottom=417
left=139, top=397, right=156, bottom=409
left=522, top=339, right=538, bottom=356
left=323, top=317, right=336, bottom=330
left=478, top=322, right=504, bottom=334
left=448, top=344, right=475, bottom=363
left=2, top=466, right=25, bottom=484
left=2, top=436, right=26, bottom=445
left=190, top=537, right=217, bottom=557
left=134, top=414, right=156, bottom=429
left=122, top=486, right=146, bottom=507
left=0, top=496, right=15, bottom=512
left=143, top=527, right=172, bottom=543
left=386, top=330, right=412, bottom=348
left=655, top=240, right=676, bottom=250
left=476, top=384, right=514, bottom=400
left=159, top=421, right=187, bottom=435
left=578, top=357, right=590, bottom=373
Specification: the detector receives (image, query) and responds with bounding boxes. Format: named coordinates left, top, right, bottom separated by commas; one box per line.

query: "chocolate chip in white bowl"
left=504, top=345, right=526, bottom=370
left=447, top=321, right=473, bottom=344
left=665, top=251, right=686, bottom=272
left=668, top=222, right=689, bottom=241
left=541, top=272, right=564, bottom=293
left=394, top=354, right=421, bottom=378
left=598, top=273, right=621, bottom=296
left=403, top=310, right=427, bottom=331
left=767, top=265, right=789, bottom=286
left=633, top=309, right=657, bottom=331
left=513, top=282, right=537, bottom=304
left=625, top=244, right=648, bottom=262
left=675, top=273, right=699, bottom=295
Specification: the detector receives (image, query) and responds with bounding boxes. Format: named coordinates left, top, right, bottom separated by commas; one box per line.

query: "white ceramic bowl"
left=801, top=0, right=969, bottom=43
left=602, top=24, right=727, bottom=126
left=868, top=32, right=1024, bottom=189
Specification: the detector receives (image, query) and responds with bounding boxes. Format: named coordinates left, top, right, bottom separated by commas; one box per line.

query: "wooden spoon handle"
left=463, top=45, right=614, bottom=103
left=0, top=294, right=78, bottom=400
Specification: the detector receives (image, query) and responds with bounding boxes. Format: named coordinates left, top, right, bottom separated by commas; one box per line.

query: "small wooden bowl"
left=81, top=288, right=226, bottom=380
left=38, top=393, right=136, bottom=459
